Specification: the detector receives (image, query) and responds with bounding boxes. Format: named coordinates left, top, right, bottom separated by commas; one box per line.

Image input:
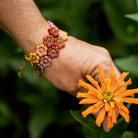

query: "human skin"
left=0, top=0, right=121, bottom=132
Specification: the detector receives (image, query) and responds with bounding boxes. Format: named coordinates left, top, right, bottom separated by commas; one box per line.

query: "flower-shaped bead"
left=33, top=63, right=45, bottom=73
left=47, top=46, right=59, bottom=59
left=35, top=44, right=47, bottom=57
left=43, top=35, right=55, bottom=48
left=40, top=55, right=52, bottom=67
left=55, top=37, right=65, bottom=49
left=48, top=27, right=59, bottom=37
left=28, top=52, right=39, bottom=64
left=58, top=30, right=68, bottom=41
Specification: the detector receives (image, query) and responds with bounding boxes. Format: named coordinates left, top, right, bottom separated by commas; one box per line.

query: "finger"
left=102, top=116, right=110, bottom=132
left=91, top=64, right=111, bottom=81
left=102, top=108, right=119, bottom=132
left=91, top=63, right=121, bottom=132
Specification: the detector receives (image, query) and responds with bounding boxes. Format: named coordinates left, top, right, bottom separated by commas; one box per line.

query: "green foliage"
left=125, top=13, right=138, bottom=22
left=0, top=0, right=138, bottom=138
left=115, top=55, right=138, bottom=77
left=103, top=0, right=138, bottom=44
left=121, top=131, right=135, bottom=138
left=0, top=102, right=11, bottom=126
left=125, top=0, right=138, bottom=22
left=71, top=108, right=130, bottom=138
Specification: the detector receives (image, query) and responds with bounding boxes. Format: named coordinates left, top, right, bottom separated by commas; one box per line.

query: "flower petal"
left=107, top=114, right=113, bottom=128
left=77, top=92, right=95, bottom=99
left=95, top=107, right=106, bottom=127
left=79, top=99, right=98, bottom=104
left=114, top=86, right=126, bottom=96
left=111, top=108, right=117, bottom=124
left=99, top=66, right=105, bottom=83
left=113, top=72, right=129, bottom=91
left=114, top=101, right=129, bottom=114
left=108, top=67, right=114, bottom=79
left=119, top=88, right=138, bottom=97
left=86, top=75, right=101, bottom=90
left=113, top=97, right=122, bottom=103
left=105, top=102, right=110, bottom=111
left=82, top=105, right=95, bottom=118
left=79, top=80, right=102, bottom=96
left=79, top=80, right=97, bottom=91
left=108, top=67, right=116, bottom=88
left=110, top=101, right=115, bottom=108
left=92, top=101, right=104, bottom=114
left=115, top=79, right=132, bottom=92
left=111, top=74, right=116, bottom=89
left=122, top=98, right=138, bottom=104
left=116, top=106, right=129, bottom=123
left=88, top=90, right=97, bottom=97
left=104, top=78, right=111, bottom=90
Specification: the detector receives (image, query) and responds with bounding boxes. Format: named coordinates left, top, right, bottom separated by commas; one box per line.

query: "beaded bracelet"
left=25, top=21, right=68, bottom=73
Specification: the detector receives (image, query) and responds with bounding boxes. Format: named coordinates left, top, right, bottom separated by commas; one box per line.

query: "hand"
left=44, top=36, right=121, bottom=95
left=43, top=36, right=121, bottom=132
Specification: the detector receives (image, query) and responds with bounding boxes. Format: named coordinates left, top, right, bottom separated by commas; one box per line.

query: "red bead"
left=47, top=46, right=59, bottom=59
left=49, top=31, right=53, bottom=35
left=53, top=34, right=59, bottom=37
left=43, top=36, right=47, bottom=40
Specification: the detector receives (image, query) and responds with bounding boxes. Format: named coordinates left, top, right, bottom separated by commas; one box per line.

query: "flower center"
left=43, top=59, right=48, bottom=64
left=39, top=47, right=45, bottom=53
left=103, top=89, right=113, bottom=102
left=47, top=38, right=52, bottom=43
left=50, top=49, right=56, bottom=55
left=31, top=56, right=36, bottom=61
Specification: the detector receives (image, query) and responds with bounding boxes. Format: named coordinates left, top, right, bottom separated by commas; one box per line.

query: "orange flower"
left=76, top=67, right=138, bottom=128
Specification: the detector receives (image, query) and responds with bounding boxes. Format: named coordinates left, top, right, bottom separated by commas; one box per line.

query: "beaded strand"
left=25, top=21, right=68, bottom=73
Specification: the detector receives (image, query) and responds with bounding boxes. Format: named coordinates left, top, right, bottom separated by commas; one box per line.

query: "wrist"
left=24, top=21, right=69, bottom=77
left=43, top=36, right=80, bottom=88
left=17, top=20, right=49, bottom=54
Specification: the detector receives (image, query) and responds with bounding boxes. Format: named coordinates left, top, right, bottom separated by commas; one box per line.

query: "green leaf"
left=28, top=109, right=54, bottom=138
left=0, top=102, right=11, bottom=126
left=137, top=0, right=138, bottom=9
left=103, top=0, right=138, bottom=44
left=115, top=55, right=138, bottom=77
left=125, top=13, right=138, bottom=22
left=121, top=131, right=135, bottom=138
left=70, top=107, right=130, bottom=138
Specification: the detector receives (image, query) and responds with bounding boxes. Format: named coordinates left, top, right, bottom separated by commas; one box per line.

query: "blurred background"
left=0, top=0, right=138, bottom=137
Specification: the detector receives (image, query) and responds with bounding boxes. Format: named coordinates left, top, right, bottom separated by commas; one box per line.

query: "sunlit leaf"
left=125, top=13, right=138, bottom=22
left=115, top=55, right=138, bottom=77
left=137, top=0, right=138, bottom=9
left=103, top=0, right=138, bottom=44
left=121, top=131, right=135, bottom=138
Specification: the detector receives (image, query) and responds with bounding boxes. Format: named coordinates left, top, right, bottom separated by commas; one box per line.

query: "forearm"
left=0, top=0, right=74, bottom=90
left=0, top=0, right=120, bottom=94
left=0, top=0, right=49, bottom=54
